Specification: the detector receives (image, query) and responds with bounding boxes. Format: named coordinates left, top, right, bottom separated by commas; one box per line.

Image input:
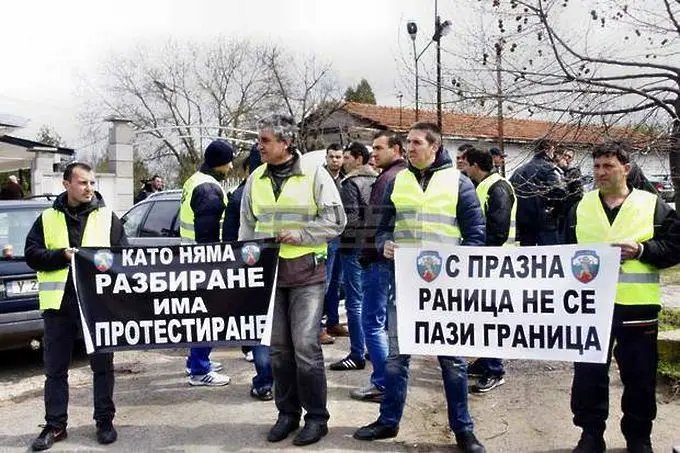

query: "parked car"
left=0, top=199, right=51, bottom=350
left=648, top=173, right=675, bottom=202
left=121, top=190, right=182, bottom=246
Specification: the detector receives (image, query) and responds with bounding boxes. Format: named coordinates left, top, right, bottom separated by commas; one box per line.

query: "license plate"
left=6, top=279, right=39, bottom=297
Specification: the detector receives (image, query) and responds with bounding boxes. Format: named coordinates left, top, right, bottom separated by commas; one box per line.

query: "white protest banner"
left=394, top=244, right=620, bottom=363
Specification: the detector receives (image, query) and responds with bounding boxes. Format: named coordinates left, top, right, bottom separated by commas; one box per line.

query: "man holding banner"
left=180, top=139, right=234, bottom=387
left=239, top=114, right=346, bottom=446
left=354, top=122, right=487, bottom=453
left=566, top=141, right=680, bottom=453
left=24, top=162, right=128, bottom=451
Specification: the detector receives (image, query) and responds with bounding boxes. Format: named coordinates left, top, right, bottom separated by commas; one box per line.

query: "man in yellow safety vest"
left=464, top=146, right=517, bottom=394
left=239, top=114, right=346, bottom=447
left=564, top=141, right=680, bottom=453
left=354, top=122, right=487, bottom=453
left=180, top=139, right=234, bottom=386
left=25, top=162, right=128, bottom=451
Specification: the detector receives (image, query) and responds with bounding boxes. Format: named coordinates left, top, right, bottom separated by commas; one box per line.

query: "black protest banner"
left=72, top=240, right=278, bottom=353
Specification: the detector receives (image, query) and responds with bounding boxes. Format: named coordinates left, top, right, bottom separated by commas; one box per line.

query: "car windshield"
left=0, top=207, right=43, bottom=259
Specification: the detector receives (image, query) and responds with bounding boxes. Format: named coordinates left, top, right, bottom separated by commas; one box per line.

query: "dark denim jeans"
left=340, top=250, right=365, bottom=360
left=324, top=238, right=343, bottom=326
left=252, top=345, right=273, bottom=391
left=186, top=346, right=212, bottom=375
left=270, top=283, right=329, bottom=423
left=475, top=358, right=505, bottom=378
left=362, top=261, right=391, bottom=390
left=378, top=299, right=474, bottom=435
left=43, top=304, right=115, bottom=430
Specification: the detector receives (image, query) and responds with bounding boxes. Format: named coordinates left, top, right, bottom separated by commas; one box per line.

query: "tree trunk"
left=670, top=118, right=680, bottom=207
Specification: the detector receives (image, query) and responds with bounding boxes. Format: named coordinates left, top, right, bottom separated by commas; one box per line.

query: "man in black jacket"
left=349, top=131, right=407, bottom=402
left=510, top=139, right=566, bottom=246
left=25, top=162, right=128, bottom=451
left=330, top=142, right=377, bottom=371
left=565, top=141, right=680, bottom=453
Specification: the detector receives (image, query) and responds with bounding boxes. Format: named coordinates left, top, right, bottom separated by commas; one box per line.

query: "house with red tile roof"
left=306, top=102, right=667, bottom=175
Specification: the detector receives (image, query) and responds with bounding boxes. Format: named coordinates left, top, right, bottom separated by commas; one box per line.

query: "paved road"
left=0, top=338, right=679, bottom=452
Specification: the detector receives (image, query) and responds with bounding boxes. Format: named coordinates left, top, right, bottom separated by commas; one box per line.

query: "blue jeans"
left=362, top=261, right=391, bottom=390
left=340, top=251, right=365, bottom=360
left=186, top=347, right=212, bottom=376
left=378, top=299, right=474, bottom=435
left=252, top=345, right=273, bottom=391
left=270, top=283, right=329, bottom=422
left=324, top=238, right=343, bottom=326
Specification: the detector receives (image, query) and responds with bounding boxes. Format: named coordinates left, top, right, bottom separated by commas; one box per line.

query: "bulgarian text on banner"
left=394, top=245, right=620, bottom=363
left=72, top=240, right=278, bottom=354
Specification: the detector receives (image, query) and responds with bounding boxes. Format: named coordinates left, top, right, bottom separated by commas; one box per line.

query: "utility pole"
left=495, top=41, right=506, bottom=175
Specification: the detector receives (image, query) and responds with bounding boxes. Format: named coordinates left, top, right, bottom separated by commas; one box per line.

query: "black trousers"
left=42, top=297, right=115, bottom=430
left=571, top=310, right=658, bottom=442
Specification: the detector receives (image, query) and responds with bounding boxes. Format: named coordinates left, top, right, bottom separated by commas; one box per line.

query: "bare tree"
left=264, top=47, right=344, bottom=151
left=442, top=0, right=680, bottom=201
left=84, top=38, right=275, bottom=183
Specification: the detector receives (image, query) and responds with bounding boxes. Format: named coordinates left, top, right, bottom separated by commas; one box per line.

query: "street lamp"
left=407, top=1, right=451, bottom=130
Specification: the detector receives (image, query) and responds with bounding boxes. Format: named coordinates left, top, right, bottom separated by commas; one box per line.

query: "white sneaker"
left=184, top=361, right=224, bottom=376
left=188, top=371, right=231, bottom=386
left=244, top=351, right=254, bottom=362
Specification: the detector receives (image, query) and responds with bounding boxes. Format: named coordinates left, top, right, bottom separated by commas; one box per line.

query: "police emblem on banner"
left=416, top=250, right=442, bottom=282
left=93, top=250, right=114, bottom=272
left=241, top=243, right=261, bottom=266
left=571, top=250, right=600, bottom=284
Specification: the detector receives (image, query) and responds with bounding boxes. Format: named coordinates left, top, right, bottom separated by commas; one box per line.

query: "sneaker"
left=350, top=384, right=384, bottom=402
left=319, top=329, right=335, bottom=345
left=188, top=371, right=231, bottom=386
left=572, top=432, right=606, bottom=453
left=329, top=355, right=365, bottom=371
left=326, top=323, right=349, bottom=337
left=184, top=361, right=223, bottom=376
left=250, top=387, right=274, bottom=401
left=471, top=376, right=505, bottom=393
left=31, top=426, right=67, bottom=451
left=455, top=431, right=486, bottom=453
left=244, top=351, right=254, bottom=362
left=466, top=359, right=485, bottom=378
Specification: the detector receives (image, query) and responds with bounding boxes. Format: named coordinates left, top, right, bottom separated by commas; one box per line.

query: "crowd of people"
left=25, top=115, right=680, bottom=453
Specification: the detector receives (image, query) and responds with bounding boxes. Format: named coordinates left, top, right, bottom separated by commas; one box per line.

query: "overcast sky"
left=0, top=0, right=461, bottom=148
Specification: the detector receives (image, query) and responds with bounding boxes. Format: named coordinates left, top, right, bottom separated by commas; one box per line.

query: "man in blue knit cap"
left=180, top=139, right=234, bottom=386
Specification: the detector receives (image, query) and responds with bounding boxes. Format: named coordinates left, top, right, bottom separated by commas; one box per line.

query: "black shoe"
left=455, top=431, right=486, bottom=453
left=31, top=426, right=67, bottom=451
left=627, top=438, right=654, bottom=453
left=353, top=420, right=399, bottom=441
left=292, top=422, right=328, bottom=446
left=96, top=422, right=118, bottom=445
left=572, top=432, right=606, bottom=453
left=250, top=387, right=274, bottom=401
left=471, top=376, right=506, bottom=393
left=267, top=415, right=300, bottom=442
left=329, top=355, right=366, bottom=371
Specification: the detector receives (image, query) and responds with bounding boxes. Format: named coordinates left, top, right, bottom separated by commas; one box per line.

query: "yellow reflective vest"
left=575, top=189, right=660, bottom=306
left=38, top=207, right=112, bottom=310
left=250, top=158, right=326, bottom=259
left=179, top=171, right=227, bottom=242
left=391, top=167, right=461, bottom=245
left=475, top=172, right=517, bottom=246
